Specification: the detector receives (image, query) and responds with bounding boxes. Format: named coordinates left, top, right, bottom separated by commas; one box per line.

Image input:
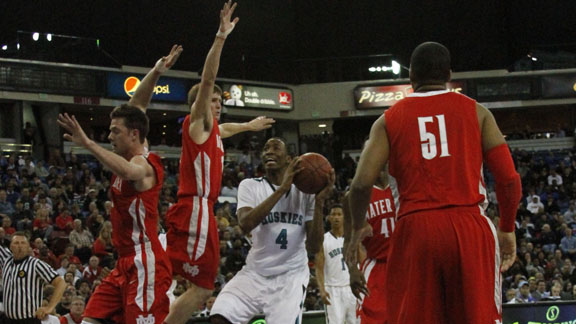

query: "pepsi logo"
left=124, top=76, right=141, bottom=97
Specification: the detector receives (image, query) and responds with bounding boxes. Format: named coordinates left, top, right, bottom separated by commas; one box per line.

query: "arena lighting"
left=368, top=60, right=401, bottom=75
left=32, top=32, right=39, bottom=41
left=318, top=124, right=327, bottom=128
left=46, top=33, right=52, bottom=41
left=1, top=45, right=7, bottom=51
left=16, top=43, right=20, bottom=50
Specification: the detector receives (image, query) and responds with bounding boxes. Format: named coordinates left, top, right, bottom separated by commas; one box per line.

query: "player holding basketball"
left=346, top=42, right=521, bottom=323
left=163, top=2, right=274, bottom=324
left=209, top=137, right=334, bottom=324
left=56, top=46, right=182, bottom=324
left=315, top=204, right=357, bottom=324
left=344, top=166, right=397, bottom=324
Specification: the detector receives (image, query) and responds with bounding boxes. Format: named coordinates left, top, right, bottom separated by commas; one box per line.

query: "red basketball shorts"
left=357, top=258, right=387, bottom=324
left=385, top=209, right=502, bottom=324
left=84, top=252, right=172, bottom=324
left=165, top=197, right=219, bottom=289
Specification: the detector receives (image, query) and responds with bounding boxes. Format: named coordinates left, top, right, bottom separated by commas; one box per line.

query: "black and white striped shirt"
left=0, top=246, right=58, bottom=319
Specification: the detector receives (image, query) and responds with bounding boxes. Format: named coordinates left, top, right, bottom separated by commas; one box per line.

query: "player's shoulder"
left=239, top=177, right=265, bottom=188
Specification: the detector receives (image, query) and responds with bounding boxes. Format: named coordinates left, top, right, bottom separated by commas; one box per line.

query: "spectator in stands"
left=13, top=199, right=33, bottom=231
left=76, top=279, right=92, bottom=302
left=0, top=227, right=9, bottom=247
left=32, top=208, right=53, bottom=242
left=68, top=219, right=93, bottom=264
left=85, top=208, right=104, bottom=238
left=55, top=207, right=74, bottom=234
left=92, top=222, right=114, bottom=259
left=564, top=203, right=576, bottom=225
left=517, top=217, right=536, bottom=242
left=35, top=161, right=49, bottom=178
left=532, top=280, right=548, bottom=301
left=59, top=245, right=82, bottom=269
left=540, top=224, right=558, bottom=253
left=82, top=256, right=102, bottom=285
left=509, top=281, right=535, bottom=303
left=561, top=228, right=576, bottom=260
left=220, top=179, right=238, bottom=198
left=527, top=195, right=545, bottom=215
left=56, top=256, right=71, bottom=277
left=505, top=288, right=517, bottom=303
left=2, top=216, right=16, bottom=236
left=548, top=169, right=563, bottom=186
left=60, top=295, right=85, bottom=324
left=56, top=289, right=74, bottom=316
left=0, top=189, right=15, bottom=218
left=5, top=182, right=20, bottom=205
left=82, top=188, right=102, bottom=213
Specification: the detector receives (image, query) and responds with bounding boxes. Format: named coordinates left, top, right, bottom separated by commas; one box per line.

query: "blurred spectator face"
left=520, top=284, right=531, bottom=298
left=73, top=219, right=82, bottom=231
left=34, top=238, right=44, bottom=249
left=78, top=281, right=91, bottom=295
left=506, top=289, right=516, bottom=301
left=64, top=272, right=75, bottom=285
left=0, top=228, right=6, bottom=239
left=0, top=190, right=7, bottom=201
left=89, top=256, right=99, bottom=268
left=60, top=257, right=70, bottom=269
left=70, top=297, right=85, bottom=316
left=61, top=290, right=73, bottom=305
left=551, top=286, right=561, bottom=297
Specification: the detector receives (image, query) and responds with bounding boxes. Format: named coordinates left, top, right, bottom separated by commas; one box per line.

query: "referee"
left=0, top=232, right=65, bottom=323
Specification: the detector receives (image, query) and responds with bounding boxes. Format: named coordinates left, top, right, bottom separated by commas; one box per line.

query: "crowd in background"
left=0, top=144, right=576, bottom=320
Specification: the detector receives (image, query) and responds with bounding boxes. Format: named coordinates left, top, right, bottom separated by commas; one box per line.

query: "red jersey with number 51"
left=385, top=90, right=486, bottom=219
left=363, top=185, right=396, bottom=261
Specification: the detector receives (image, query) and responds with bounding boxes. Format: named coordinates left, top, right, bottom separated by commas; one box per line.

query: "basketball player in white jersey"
left=316, top=204, right=357, bottom=324
left=210, top=137, right=334, bottom=324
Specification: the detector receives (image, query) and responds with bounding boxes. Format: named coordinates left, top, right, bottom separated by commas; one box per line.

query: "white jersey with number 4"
left=238, top=177, right=315, bottom=277
left=323, top=232, right=350, bottom=287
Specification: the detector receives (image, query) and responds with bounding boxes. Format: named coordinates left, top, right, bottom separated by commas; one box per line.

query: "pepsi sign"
left=107, top=72, right=192, bottom=103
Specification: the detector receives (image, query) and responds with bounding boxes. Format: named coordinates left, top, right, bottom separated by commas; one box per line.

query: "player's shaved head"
left=410, top=42, right=451, bottom=86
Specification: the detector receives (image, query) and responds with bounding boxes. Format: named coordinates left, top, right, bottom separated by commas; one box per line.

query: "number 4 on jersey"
left=418, top=114, right=450, bottom=160
left=275, top=228, right=288, bottom=249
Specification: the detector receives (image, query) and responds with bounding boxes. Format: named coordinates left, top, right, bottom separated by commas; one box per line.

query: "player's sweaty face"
left=262, top=139, right=288, bottom=170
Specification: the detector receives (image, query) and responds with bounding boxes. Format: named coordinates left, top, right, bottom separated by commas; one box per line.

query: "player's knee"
left=209, top=314, right=232, bottom=324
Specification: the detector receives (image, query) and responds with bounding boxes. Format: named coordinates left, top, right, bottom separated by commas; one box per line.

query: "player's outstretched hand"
left=319, top=290, right=331, bottom=306
left=57, top=113, right=90, bottom=147
left=316, top=168, right=335, bottom=201
left=248, top=116, right=275, bottom=131
left=154, top=45, right=183, bottom=74
left=498, top=229, right=516, bottom=272
left=349, top=264, right=369, bottom=300
left=217, top=0, right=239, bottom=39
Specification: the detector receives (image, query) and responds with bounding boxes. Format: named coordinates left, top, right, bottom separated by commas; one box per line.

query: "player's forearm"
left=306, top=199, right=325, bottom=255
left=239, top=189, right=287, bottom=233
left=190, top=38, right=225, bottom=121
left=314, top=262, right=326, bottom=293
left=47, top=276, right=66, bottom=311
left=85, top=141, right=145, bottom=181
left=348, top=184, right=372, bottom=231
left=342, top=193, right=352, bottom=255
left=128, top=68, right=162, bottom=111
left=220, top=122, right=250, bottom=139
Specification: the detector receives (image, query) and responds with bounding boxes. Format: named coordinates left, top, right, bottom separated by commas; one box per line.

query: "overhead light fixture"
left=318, top=124, right=327, bottom=128
left=1, top=45, right=7, bottom=51
left=46, top=33, right=52, bottom=41
left=32, top=32, right=40, bottom=41
left=391, top=60, right=401, bottom=75
left=16, top=43, right=20, bottom=50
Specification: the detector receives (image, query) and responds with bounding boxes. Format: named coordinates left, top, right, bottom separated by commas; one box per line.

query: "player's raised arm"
left=58, top=113, right=152, bottom=182
left=219, top=116, right=275, bottom=139
left=129, top=45, right=183, bottom=112
left=315, top=248, right=331, bottom=306
left=346, top=114, right=388, bottom=266
left=189, top=0, right=239, bottom=143
left=477, top=103, right=522, bottom=272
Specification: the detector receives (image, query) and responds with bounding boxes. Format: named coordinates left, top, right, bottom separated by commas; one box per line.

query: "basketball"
left=293, top=153, right=332, bottom=194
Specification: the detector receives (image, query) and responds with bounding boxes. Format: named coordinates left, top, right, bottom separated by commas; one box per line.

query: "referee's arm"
left=35, top=276, right=65, bottom=320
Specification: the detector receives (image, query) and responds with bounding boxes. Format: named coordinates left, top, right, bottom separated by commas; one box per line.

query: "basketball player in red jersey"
left=346, top=42, right=522, bottom=323
left=57, top=46, right=183, bottom=324
left=344, top=167, right=396, bottom=324
left=163, top=2, right=274, bottom=324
